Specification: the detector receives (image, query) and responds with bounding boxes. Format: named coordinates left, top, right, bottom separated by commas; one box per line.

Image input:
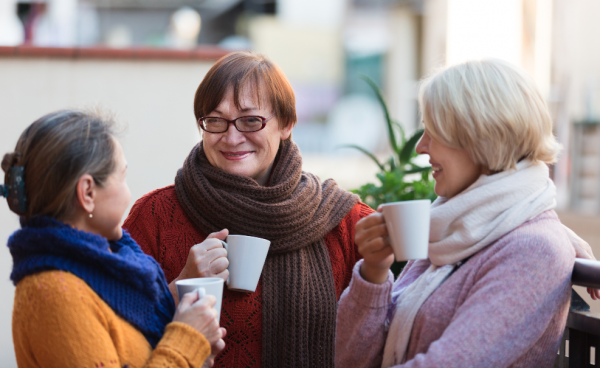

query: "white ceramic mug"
left=380, top=199, right=431, bottom=261
left=220, top=235, right=270, bottom=293
left=175, top=277, right=224, bottom=322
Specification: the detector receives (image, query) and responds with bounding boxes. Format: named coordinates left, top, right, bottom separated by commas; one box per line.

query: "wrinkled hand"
left=173, top=291, right=224, bottom=348
left=202, top=328, right=227, bottom=368
left=355, top=207, right=395, bottom=284
left=169, top=229, right=229, bottom=306
left=178, top=229, right=230, bottom=281
left=564, top=224, right=595, bottom=260
left=562, top=225, right=600, bottom=300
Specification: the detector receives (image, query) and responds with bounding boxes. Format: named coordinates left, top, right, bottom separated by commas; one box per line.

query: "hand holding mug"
left=355, top=209, right=395, bottom=285
left=173, top=290, right=224, bottom=348
left=178, top=229, right=230, bottom=282
left=203, top=328, right=227, bottom=368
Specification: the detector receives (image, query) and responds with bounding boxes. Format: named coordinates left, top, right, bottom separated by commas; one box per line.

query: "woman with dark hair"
left=3, top=110, right=224, bottom=367
left=123, top=51, right=373, bottom=367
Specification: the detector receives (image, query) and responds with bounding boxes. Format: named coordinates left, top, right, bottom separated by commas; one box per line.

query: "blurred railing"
left=0, top=45, right=229, bottom=60
left=555, top=259, right=600, bottom=367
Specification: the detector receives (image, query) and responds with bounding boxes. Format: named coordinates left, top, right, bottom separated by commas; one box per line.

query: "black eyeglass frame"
left=197, top=113, right=276, bottom=133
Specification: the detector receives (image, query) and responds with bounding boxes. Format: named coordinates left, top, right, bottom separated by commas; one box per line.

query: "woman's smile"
left=430, top=162, right=443, bottom=179
left=221, top=150, right=253, bottom=161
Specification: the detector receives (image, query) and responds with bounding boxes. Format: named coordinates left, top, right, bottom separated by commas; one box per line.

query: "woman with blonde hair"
left=335, top=59, right=582, bottom=367
left=3, top=110, right=224, bottom=367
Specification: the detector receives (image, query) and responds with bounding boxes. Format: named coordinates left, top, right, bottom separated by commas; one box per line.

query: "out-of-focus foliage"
left=344, top=75, right=437, bottom=210
left=343, top=76, right=437, bottom=276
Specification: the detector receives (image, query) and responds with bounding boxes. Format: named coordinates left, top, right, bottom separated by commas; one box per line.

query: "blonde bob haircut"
left=418, top=58, right=560, bottom=172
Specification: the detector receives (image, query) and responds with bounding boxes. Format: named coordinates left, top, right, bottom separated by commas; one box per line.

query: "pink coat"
left=335, top=211, right=574, bottom=368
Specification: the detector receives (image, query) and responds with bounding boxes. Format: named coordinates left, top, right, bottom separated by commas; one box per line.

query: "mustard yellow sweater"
left=12, top=270, right=210, bottom=368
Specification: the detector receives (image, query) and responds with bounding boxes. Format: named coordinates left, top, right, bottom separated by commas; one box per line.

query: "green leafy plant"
left=342, top=75, right=437, bottom=210
left=341, top=75, right=437, bottom=276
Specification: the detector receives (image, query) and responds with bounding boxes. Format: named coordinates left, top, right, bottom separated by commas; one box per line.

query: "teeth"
left=432, top=166, right=442, bottom=172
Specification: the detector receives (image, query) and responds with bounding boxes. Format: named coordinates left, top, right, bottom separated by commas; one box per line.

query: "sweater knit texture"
left=382, top=160, right=558, bottom=366
left=8, top=216, right=175, bottom=348
left=174, top=140, right=359, bottom=368
left=13, top=270, right=211, bottom=368
left=335, top=211, right=574, bottom=368
left=124, top=185, right=373, bottom=368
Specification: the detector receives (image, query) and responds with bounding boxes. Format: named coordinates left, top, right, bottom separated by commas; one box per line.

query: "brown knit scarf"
left=174, top=140, right=359, bottom=368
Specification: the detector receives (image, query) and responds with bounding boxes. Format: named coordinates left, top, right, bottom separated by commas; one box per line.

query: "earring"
left=89, top=213, right=93, bottom=218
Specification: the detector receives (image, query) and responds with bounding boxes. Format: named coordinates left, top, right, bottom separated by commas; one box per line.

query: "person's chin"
left=217, top=162, right=252, bottom=177
left=106, top=228, right=123, bottom=242
left=433, top=183, right=444, bottom=198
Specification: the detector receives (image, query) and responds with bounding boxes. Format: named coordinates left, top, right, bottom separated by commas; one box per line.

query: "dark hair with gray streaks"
left=1, top=109, right=118, bottom=220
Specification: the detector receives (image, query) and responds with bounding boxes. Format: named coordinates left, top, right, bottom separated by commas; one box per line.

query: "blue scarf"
left=8, top=216, right=175, bottom=348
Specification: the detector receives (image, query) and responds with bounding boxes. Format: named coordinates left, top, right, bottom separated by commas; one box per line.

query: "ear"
left=279, top=123, right=293, bottom=140
left=74, top=174, right=97, bottom=215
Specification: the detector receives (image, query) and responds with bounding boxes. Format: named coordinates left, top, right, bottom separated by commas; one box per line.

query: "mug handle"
left=220, top=240, right=230, bottom=286
left=197, top=287, right=206, bottom=298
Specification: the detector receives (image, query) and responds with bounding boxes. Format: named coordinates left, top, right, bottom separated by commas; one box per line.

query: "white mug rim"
left=380, top=199, right=431, bottom=208
left=226, top=234, right=269, bottom=242
left=175, top=277, right=224, bottom=287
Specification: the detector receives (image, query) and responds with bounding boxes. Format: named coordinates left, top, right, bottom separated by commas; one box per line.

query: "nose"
left=221, top=121, right=246, bottom=145
left=416, top=130, right=430, bottom=155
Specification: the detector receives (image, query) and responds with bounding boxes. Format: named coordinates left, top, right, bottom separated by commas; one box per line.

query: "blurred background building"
left=1, top=0, right=600, bottom=365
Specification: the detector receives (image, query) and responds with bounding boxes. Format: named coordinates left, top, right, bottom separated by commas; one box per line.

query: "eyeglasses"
left=198, top=114, right=275, bottom=133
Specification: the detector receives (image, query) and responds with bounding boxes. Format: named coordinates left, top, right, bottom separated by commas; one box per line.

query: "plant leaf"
left=404, top=166, right=431, bottom=174
left=359, top=75, right=398, bottom=153
left=392, top=119, right=406, bottom=145
left=388, top=156, right=396, bottom=171
left=337, top=144, right=385, bottom=171
left=399, top=129, right=424, bottom=165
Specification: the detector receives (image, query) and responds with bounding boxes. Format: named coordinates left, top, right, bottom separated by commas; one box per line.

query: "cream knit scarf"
left=381, top=160, right=556, bottom=367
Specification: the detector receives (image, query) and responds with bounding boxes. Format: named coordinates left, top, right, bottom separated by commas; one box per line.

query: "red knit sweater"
left=123, top=185, right=373, bottom=368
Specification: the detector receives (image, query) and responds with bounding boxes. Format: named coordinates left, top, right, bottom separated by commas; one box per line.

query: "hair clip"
left=3, top=166, right=27, bottom=215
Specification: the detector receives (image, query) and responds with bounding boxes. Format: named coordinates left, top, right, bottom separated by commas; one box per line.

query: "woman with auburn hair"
left=123, top=51, right=373, bottom=367
left=336, top=59, right=590, bottom=367
left=3, top=110, right=224, bottom=367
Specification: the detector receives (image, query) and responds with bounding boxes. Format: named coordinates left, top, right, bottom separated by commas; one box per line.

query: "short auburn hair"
left=419, top=58, right=561, bottom=172
left=193, top=51, right=297, bottom=133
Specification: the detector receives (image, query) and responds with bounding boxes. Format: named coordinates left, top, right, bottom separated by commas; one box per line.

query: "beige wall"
left=248, top=15, right=343, bottom=85
left=552, top=0, right=600, bottom=122
left=0, top=56, right=214, bottom=366
left=552, top=0, right=600, bottom=211
left=421, top=0, right=448, bottom=75
left=386, top=4, right=420, bottom=133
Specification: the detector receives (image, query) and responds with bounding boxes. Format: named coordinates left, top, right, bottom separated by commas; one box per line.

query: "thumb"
left=207, top=228, right=229, bottom=241
left=178, top=289, right=200, bottom=309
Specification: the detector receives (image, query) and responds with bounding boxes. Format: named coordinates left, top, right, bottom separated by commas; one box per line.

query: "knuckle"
left=195, top=303, right=210, bottom=313
left=203, top=295, right=216, bottom=306
left=190, top=244, right=207, bottom=256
